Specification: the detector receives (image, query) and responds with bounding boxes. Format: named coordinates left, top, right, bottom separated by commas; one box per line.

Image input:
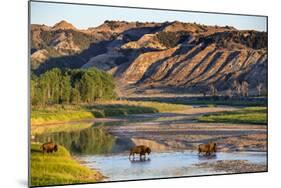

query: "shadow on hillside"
left=34, top=25, right=166, bottom=75
left=35, top=40, right=110, bottom=74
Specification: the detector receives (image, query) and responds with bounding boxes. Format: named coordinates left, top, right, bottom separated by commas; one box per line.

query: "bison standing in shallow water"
left=198, top=142, right=217, bottom=156
left=129, top=145, right=151, bottom=160
left=41, top=142, right=58, bottom=154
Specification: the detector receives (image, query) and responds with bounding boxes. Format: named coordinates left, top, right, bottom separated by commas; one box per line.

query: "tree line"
left=207, top=80, right=265, bottom=98
left=31, top=68, right=116, bottom=106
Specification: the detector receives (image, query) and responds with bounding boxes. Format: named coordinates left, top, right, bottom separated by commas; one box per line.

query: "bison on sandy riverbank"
left=198, top=142, right=217, bottom=156
left=129, top=145, right=151, bottom=160
left=41, top=142, right=58, bottom=154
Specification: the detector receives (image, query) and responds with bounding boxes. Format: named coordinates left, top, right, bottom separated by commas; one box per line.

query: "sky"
left=30, top=1, right=267, bottom=31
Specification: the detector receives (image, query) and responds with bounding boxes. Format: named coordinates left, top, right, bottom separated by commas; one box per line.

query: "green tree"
left=31, top=67, right=116, bottom=106
left=80, top=72, right=96, bottom=103
left=60, top=74, right=71, bottom=104
left=70, top=81, right=81, bottom=104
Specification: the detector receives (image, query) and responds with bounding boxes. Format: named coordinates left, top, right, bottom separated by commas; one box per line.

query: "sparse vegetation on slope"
left=156, top=31, right=180, bottom=48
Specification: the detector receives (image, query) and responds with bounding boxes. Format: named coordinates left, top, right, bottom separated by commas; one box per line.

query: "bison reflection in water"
left=130, top=157, right=151, bottom=163
left=198, top=154, right=217, bottom=160
left=35, top=126, right=118, bottom=155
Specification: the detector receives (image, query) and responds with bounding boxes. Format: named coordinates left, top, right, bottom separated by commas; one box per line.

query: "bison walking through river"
left=129, top=145, right=151, bottom=160
left=198, top=142, right=217, bottom=156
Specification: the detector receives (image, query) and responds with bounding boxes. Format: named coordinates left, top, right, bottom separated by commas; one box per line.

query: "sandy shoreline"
left=106, top=107, right=267, bottom=152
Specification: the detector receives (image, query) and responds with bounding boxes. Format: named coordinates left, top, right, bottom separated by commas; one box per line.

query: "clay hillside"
left=31, top=20, right=268, bottom=95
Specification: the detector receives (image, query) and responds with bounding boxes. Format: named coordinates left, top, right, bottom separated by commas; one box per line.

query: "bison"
left=129, top=145, right=151, bottom=159
left=41, top=142, right=58, bottom=154
left=198, top=142, right=217, bottom=156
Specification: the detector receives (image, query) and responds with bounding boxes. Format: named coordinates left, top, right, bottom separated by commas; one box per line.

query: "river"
left=80, top=151, right=266, bottom=181
left=33, top=106, right=267, bottom=181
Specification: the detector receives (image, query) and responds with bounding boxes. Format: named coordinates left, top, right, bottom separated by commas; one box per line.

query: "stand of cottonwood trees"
left=31, top=68, right=116, bottom=106
left=208, top=80, right=264, bottom=98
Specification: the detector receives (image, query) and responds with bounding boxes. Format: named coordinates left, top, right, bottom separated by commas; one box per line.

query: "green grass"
left=31, top=110, right=94, bottom=126
left=31, top=122, right=93, bottom=135
left=197, top=107, right=267, bottom=124
left=30, top=143, right=103, bottom=187
left=130, top=97, right=267, bottom=107
left=134, top=101, right=190, bottom=112
left=31, top=101, right=191, bottom=125
left=31, top=105, right=94, bottom=125
left=185, top=100, right=266, bottom=107
left=87, top=101, right=190, bottom=117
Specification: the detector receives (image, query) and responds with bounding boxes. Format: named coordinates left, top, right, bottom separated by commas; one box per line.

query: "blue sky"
left=30, top=1, right=267, bottom=31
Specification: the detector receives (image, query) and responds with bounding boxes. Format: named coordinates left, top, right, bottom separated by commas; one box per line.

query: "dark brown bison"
left=129, top=145, right=151, bottom=159
left=41, top=142, right=58, bottom=154
left=198, top=142, right=217, bottom=156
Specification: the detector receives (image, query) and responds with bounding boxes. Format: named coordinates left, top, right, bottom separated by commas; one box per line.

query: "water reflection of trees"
left=35, top=127, right=116, bottom=155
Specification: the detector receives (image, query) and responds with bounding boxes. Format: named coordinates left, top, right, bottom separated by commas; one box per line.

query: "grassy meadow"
left=127, top=96, right=267, bottom=107
left=31, top=105, right=94, bottom=125
left=31, top=101, right=191, bottom=125
left=197, top=107, right=267, bottom=124
left=30, top=143, right=103, bottom=187
left=88, top=100, right=190, bottom=117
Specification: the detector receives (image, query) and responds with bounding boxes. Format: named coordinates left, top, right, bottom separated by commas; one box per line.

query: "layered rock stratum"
left=31, top=20, right=267, bottom=95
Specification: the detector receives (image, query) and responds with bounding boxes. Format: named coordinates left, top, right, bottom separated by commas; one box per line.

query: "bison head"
left=54, top=144, right=58, bottom=152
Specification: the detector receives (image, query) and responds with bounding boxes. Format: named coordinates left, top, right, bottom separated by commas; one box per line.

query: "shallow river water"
left=79, top=151, right=266, bottom=181
left=34, top=106, right=267, bottom=181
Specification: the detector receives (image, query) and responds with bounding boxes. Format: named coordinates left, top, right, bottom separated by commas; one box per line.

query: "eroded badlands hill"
left=31, top=20, right=267, bottom=94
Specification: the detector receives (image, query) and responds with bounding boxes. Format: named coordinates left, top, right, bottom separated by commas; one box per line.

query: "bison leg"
left=129, top=152, right=134, bottom=160
left=131, top=153, right=135, bottom=159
